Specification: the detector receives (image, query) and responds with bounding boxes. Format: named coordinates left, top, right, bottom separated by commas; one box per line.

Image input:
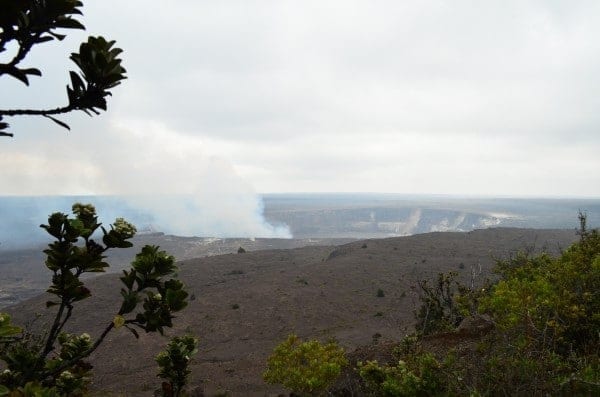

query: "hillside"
left=5, top=228, right=577, bottom=395
left=0, top=235, right=353, bottom=308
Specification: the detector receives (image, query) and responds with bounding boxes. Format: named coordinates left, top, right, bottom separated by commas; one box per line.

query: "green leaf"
left=69, top=70, right=85, bottom=91
left=34, top=35, right=56, bottom=44
left=43, top=114, right=71, bottom=130
left=1, top=65, right=30, bottom=85
left=22, top=67, right=42, bottom=76
left=54, top=17, right=85, bottom=30
left=0, top=313, right=21, bottom=337
left=125, top=325, right=139, bottom=339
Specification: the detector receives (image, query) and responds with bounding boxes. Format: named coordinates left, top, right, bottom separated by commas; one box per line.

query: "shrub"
left=358, top=353, right=443, bottom=397
left=156, top=335, right=199, bottom=397
left=480, top=214, right=600, bottom=354
left=414, top=272, right=462, bottom=335
left=263, top=334, right=347, bottom=396
left=401, top=214, right=600, bottom=395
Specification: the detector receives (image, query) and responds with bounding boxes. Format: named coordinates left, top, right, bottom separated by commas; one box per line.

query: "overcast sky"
left=2, top=0, right=600, bottom=197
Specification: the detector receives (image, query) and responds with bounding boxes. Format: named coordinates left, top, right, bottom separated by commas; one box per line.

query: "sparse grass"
left=374, top=312, right=383, bottom=317
left=296, top=277, right=309, bottom=285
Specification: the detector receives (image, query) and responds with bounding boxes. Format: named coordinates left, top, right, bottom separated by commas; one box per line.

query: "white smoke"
left=94, top=120, right=291, bottom=238
left=0, top=118, right=291, bottom=241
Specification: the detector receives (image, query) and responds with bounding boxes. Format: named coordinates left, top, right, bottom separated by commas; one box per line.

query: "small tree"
left=156, top=335, right=199, bottom=397
left=0, top=203, right=189, bottom=394
left=0, top=0, right=126, bottom=137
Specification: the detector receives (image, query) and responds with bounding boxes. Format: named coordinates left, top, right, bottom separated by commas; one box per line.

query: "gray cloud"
left=2, top=0, right=600, bottom=199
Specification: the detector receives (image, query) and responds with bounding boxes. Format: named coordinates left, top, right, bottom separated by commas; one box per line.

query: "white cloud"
left=2, top=0, right=600, bottom=197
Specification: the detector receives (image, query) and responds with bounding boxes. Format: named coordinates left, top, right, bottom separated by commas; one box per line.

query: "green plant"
left=0, top=313, right=21, bottom=343
left=358, top=353, right=444, bottom=397
left=263, top=334, right=347, bottom=396
left=156, top=335, right=198, bottom=397
left=0, top=203, right=189, bottom=394
left=392, top=214, right=600, bottom=396
left=376, top=289, right=385, bottom=298
left=0, top=0, right=126, bottom=137
left=480, top=213, right=600, bottom=354
left=414, top=272, right=463, bottom=335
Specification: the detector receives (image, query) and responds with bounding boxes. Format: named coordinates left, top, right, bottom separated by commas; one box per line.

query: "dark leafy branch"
left=0, top=1, right=126, bottom=137
left=0, top=0, right=84, bottom=74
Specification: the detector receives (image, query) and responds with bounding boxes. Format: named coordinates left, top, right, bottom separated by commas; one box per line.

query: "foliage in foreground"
left=481, top=214, right=600, bottom=354
left=356, top=214, right=600, bottom=396
left=268, top=214, right=598, bottom=396
left=156, top=335, right=199, bottom=397
left=358, top=351, right=445, bottom=397
left=0, top=0, right=127, bottom=137
left=0, top=204, right=189, bottom=395
left=263, top=334, right=348, bottom=396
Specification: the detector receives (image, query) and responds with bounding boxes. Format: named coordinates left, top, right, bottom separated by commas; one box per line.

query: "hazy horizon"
left=1, top=193, right=598, bottom=250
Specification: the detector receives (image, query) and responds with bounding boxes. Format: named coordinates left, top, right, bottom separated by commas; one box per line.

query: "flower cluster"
left=113, top=217, right=137, bottom=239
left=72, top=203, right=97, bottom=218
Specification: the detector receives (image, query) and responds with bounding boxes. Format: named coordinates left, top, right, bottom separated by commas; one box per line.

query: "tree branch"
left=54, top=304, right=74, bottom=339
left=0, top=105, right=75, bottom=117
left=41, top=297, right=68, bottom=360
